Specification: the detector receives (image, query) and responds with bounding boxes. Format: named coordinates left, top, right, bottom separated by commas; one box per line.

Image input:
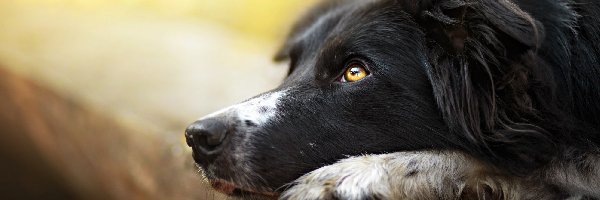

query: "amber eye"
left=341, top=63, right=369, bottom=82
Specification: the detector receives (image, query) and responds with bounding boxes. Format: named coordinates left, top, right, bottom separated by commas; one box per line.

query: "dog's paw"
left=280, top=151, right=474, bottom=200
left=280, top=155, right=394, bottom=200
left=280, top=151, right=560, bottom=200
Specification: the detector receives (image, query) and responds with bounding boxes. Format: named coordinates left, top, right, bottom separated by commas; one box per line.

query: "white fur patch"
left=200, top=90, right=286, bottom=126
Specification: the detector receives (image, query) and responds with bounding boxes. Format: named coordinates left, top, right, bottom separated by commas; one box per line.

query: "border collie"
left=185, top=0, right=600, bottom=199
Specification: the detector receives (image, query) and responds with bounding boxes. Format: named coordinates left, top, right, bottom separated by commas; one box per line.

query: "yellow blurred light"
left=5, top=0, right=317, bottom=40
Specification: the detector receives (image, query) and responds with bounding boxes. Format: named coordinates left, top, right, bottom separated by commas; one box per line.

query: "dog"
left=185, top=0, right=600, bottom=199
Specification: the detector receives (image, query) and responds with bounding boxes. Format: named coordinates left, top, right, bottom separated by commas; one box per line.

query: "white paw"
left=280, top=151, right=472, bottom=200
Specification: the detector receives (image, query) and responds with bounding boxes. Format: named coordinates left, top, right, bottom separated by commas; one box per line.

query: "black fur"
left=188, top=0, right=600, bottom=197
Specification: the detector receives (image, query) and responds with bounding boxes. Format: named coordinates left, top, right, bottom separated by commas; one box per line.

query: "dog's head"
left=185, top=0, right=555, bottom=197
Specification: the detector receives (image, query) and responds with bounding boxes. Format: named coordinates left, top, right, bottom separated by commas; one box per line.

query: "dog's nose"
left=185, top=119, right=229, bottom=159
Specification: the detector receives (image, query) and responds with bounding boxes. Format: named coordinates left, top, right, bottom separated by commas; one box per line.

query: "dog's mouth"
left=210, top=179, right=279, bottom=199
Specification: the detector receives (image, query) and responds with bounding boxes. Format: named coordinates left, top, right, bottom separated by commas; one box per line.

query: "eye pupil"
left=350, top=67, right=361, bottom=75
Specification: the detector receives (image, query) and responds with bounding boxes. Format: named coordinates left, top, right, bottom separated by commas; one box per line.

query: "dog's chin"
left=209, top=179, right=280, bottom=199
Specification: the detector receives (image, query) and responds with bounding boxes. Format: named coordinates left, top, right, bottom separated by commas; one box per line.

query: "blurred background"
left=0, top=0, right=316, bottom=199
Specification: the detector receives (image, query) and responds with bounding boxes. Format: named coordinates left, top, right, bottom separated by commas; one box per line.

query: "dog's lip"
left=210, top=179, right=237, bottom=195
left=210, top=179, right=279, bottom=198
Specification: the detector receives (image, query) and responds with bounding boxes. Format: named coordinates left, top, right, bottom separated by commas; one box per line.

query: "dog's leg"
left=281, top=151, right=558, bottom=200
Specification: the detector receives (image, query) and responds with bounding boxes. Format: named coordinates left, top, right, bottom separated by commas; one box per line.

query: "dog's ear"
left=406, top=0, right=543, bottom=54
left=409, top=0, right=555, bottom=174
left=475, top=1, right=543, bottom=48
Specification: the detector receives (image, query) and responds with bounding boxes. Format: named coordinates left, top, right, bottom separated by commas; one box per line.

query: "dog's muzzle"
left=184, top=90, right=285, bottom=197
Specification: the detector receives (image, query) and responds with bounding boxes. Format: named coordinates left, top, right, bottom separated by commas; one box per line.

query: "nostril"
left=205, top=129, right=227, bottom=147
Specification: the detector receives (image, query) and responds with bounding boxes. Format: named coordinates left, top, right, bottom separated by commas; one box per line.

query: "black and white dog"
left=185, top=0, right=600, bottom=199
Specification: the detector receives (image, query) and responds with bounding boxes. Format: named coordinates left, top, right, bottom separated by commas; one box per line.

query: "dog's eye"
left=341, top=63, right=369, bottom=82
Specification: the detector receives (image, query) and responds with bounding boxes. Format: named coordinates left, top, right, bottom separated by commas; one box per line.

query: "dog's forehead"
left=280, top=0, right=421, bottom=64
left=292, top=1, right=365, bottom=42
left=279, top=0, right=425, bottom=85
left=289, top=0, right=395, bottom=46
